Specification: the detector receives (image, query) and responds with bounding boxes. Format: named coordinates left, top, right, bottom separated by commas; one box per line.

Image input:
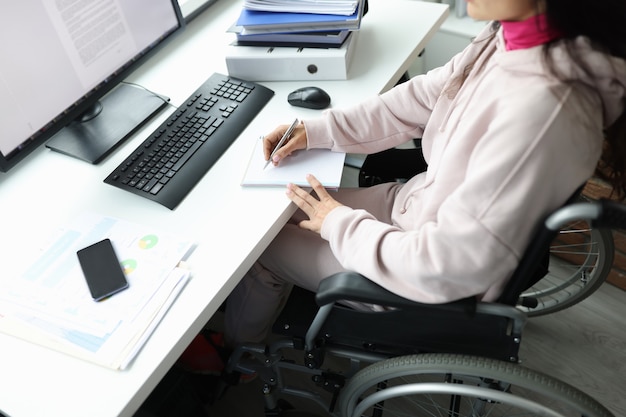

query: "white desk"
left=0, top=1, right=447, bottom=416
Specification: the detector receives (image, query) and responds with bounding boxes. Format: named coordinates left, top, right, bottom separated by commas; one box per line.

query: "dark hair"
left=453, top=1, right=626, bottom=197
left=541, top=0, right=626, bottom=197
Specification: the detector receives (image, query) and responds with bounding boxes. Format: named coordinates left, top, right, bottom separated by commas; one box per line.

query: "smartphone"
left=77, top=238, right=129, bottom=301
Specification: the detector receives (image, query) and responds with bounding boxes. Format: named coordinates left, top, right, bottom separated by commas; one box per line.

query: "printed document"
left=0, top=213, right=195, bottom=370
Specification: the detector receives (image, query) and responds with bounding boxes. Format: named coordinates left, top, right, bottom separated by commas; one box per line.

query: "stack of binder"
left=225, top=0, right=366, bottom=81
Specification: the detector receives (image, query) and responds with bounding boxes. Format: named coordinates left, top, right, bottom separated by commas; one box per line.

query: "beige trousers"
left=224, top=182, right=403, bottom=346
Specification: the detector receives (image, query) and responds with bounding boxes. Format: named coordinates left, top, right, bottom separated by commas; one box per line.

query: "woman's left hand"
left=286, top=174, right=343, bottom=234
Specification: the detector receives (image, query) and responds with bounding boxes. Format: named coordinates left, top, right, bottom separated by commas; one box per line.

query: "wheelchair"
left=214, top=147, right=621, bottom=417
left=217, top=196, right=621, bottom=416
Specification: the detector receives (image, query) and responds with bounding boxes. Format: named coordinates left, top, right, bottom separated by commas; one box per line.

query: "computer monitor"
left=0, top=0, right=185, bottom=172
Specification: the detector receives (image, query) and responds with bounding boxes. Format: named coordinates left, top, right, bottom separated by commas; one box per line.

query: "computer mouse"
left=287, top=86, right=331, bottom=110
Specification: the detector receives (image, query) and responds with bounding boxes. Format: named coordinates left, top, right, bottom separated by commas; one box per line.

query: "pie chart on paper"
left=138, top=234, right=159, bottom=249
left=122, top=259, right=138, bottom=275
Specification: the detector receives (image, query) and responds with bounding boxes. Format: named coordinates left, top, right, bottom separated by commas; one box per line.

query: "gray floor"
left=203, top=164, right=626, bottom=416
left=520, top=281, right=626, bottom=416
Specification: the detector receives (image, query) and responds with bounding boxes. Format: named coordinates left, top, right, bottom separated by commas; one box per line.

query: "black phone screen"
left=77, top=238, right=129, bottom=301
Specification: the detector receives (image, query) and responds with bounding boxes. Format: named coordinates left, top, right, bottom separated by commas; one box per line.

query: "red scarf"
left=501, top=14, right=562, bottom=51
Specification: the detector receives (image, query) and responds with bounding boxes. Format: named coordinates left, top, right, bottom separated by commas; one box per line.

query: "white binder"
left=225, top=31, right=359, bottom=81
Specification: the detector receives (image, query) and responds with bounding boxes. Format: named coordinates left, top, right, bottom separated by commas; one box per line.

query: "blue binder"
left=236, top=4, right=363, bottom=32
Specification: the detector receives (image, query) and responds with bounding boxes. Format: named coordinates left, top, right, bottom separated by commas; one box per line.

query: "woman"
left=180, top=0, right=626, bottom=371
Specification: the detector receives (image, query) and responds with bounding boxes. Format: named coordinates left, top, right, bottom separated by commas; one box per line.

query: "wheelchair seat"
left=272, top=278, right=525, bottom=365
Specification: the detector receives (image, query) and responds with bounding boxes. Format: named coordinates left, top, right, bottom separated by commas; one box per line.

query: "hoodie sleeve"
left=303, top=27, right=493, bottom=154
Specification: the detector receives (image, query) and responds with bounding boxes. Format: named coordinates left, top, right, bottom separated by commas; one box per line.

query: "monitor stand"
left=46, top=83, right=169, bottom=164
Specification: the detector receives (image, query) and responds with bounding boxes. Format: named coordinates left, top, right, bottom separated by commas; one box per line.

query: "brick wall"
left=582, top=178, right=626, bottom=291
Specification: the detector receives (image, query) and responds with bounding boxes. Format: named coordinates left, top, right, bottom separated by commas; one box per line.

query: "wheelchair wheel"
left=338, top=353, right=614, bottom=417
left=521, top=218, right=614, bottom=317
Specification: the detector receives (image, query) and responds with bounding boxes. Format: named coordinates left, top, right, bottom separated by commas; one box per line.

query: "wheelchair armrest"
left=544, top=198, right=626, bottom=230
left=593, top=199, right=626, bottom=229
left=315, top=271, right=477, bottom=315
left=305, top=272, right=527, bottom=359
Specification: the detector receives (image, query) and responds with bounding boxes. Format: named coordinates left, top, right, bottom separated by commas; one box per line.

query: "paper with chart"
left=0, top=213, right=195, bottom=369
left=242, top=137, right=345, bottom=189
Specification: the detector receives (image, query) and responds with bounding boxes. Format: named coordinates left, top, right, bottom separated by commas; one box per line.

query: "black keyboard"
left=104, top=73, right=274, bottom=209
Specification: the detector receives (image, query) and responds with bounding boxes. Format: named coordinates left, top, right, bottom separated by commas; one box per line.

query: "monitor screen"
left=0, top=0, right=184, bottom=172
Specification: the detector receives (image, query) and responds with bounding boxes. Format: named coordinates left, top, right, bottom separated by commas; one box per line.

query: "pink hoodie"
left=303, top=24, right=626, bottom=304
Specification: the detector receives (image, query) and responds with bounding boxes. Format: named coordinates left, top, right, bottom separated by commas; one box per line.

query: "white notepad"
left=241, top=138, right=346, bottom=188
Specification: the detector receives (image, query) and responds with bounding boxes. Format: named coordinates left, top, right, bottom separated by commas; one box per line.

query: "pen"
left=264, top=118, right=299, bottom=170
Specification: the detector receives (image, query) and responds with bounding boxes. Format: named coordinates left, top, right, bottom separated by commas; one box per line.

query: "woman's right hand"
left=263, top=122, right=307, bottom=167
